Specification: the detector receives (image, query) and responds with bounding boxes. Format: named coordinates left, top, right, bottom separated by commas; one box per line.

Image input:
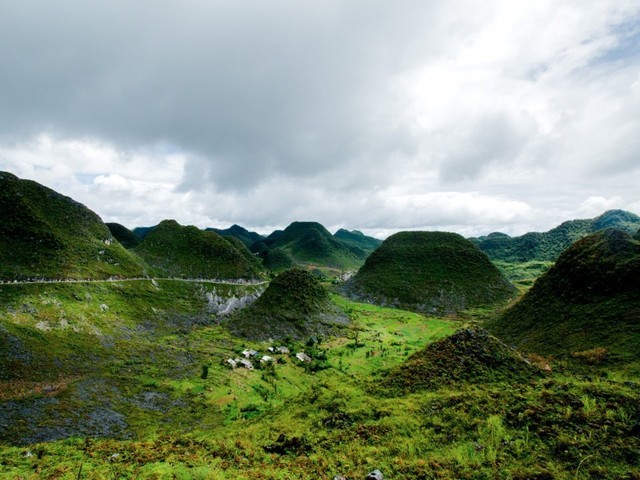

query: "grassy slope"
left=207, top=225, right=264, bottom=248
left=334, top=229, right=382, bottom=253
left=345, top=231, right=516, bottom=315
left=0, top=172, right=148, bottom=280
left=226, top=268, right=347, bottom=340
left=106, top=223, right=142, bottom=249
left=486, top=229, right=640, bottom=362
left=472, top=209, right=640, bottom=262
left=1, top=288, right=639, bottom=479
left=259, top=222, right=368, bottom=269
left=133, top=220, right=262, bottom=279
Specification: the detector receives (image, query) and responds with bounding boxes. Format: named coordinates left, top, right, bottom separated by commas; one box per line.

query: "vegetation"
left=344, top=231, right=516, bottom=315
left=253, top=222, right=368, bottom=269
left=133, top=220, right=262, bottom=279
left=106, top=222, right=142, bottom=249
left=0, top=172, right=148, bottom=280
left=1, top=284, right=639, bottom=479
left=471, top=209, right=640, bottom=262
left=383, top=328, right=538, bottom=392
left=1, top=175, right=639, bottom=478
left=207, top=224, right=264, bottom=248
left=226, top=268, right=348, bottom=340
left=334, top=229, right=382, bottom=254
left=487, top=229, right=640, bottom=362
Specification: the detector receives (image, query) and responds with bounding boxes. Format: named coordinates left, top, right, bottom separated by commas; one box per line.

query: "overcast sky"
left=1, top=0, right=639, bottom=238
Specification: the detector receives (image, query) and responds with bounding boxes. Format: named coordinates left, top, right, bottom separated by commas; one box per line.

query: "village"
left=226, top=345, right=313, bottom=371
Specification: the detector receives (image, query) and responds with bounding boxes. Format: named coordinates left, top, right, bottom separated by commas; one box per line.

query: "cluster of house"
left=226, top=346, right=312, bottom=370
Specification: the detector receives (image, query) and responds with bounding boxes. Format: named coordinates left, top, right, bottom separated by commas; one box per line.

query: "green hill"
left=486, top=229, right=640, bottom=361
left=226, top=268, right=347, bottom=340
left=133, top=220, right=262, bottom=279
left=383, top=329, right=537, bottom=392
left=254, top=221, right=368, bottom=269
left=471, top=210, right=640, bottom=262
left=344, top=231, right=515, bottom=315
left=106, top=222, right=141, bottom=249
left=0, top=172, right=148, bottom=280
left=132, top=226, right=155, bottom=240
left=207, top=224, right=264, bottom=247
left=334, top=229, right=382, bottom=253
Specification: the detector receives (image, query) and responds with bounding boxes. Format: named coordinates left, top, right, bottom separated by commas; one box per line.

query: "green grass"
left=1, top=281, right=639, bottom=479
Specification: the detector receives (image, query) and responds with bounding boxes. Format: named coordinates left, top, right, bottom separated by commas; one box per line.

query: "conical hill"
left=486, top=229, right=640, bottom=360
left=344, top=231, right=515, bottom=315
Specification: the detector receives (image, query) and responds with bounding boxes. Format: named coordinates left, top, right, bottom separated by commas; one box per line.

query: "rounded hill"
left=383, top=329, right=537, bottom=392
left=226, top=268, right=347, bottom=340
left=133, top=220, right=262, bottom=279
left=486, top=229, right=640, bottom=360
left=0, top=172, right=148, bottom=280
left=343, top=231, right=515, bottom=315
left=255, top=221, right=367, bottom=269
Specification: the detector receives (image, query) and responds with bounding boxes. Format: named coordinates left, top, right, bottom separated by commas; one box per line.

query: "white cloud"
left=0, top=1, right=639, bottom=237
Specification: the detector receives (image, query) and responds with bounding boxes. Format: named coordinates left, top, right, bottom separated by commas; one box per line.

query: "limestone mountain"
left=133, top=220, right=262, bottom=279
left=334, top=229, right=382, bottom=254
left=253, top=221, right=367, bottom=269
left=486, top=229, right=640, bottom=360
left=0, top=172, right=148, bottom=280
left=132, top=226, right=155, bottom=240
left=106, top=223, right=142, bottom=249
left=383, top=329, right=537, bottom=392
left=344, top=231, right=515, bottom=315
left=471, top=209, right=640, bottom=262
left=226, top=268, right=347, bottom=340
left=207, top=224, right=264, bottom=247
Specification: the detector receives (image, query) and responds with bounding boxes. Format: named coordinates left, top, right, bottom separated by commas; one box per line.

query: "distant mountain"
left=486, top=229, right=640, bottom=360
left=106, top=223, right=141, bottom=249
left=0, top=172, right=148, bottom=280
left=334, top=229, right=382, bottom=253
left=207, top=224, right=264, bottom=247
left=383, top=329, right=537, bottom=392
left=132, top=226, right=156, bottom=240
left=226, top=268, right=347, bottom=340
left=253, top=221, right=368, bottom=269
left=133, top=220, right=261, bottom=279
left=343, top=231, right=515, bottom=315
left=471, top=210, right=640, bottom=262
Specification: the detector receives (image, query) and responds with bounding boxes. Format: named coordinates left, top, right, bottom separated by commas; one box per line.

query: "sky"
left=1, top=0, right=639, bottom=238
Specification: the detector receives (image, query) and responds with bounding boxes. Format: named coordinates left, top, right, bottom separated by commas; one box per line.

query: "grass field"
left=0, top=282, right=639, bottom=479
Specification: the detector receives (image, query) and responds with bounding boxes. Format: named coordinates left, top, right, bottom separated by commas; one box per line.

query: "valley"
left=0, top=172, right=639, bottom=479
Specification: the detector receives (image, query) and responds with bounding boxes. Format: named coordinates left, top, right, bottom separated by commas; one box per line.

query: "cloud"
left=0, top=0, right=639, bottom=237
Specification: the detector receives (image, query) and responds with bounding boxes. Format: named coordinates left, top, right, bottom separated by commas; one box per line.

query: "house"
left=239, top=359, right=254, bottom=370
left=242, top=349, right=258, bottom=358
left=276, top=346, right=290, bottom=354
left=260, top=355, right=274, bottom=364
left=226, top=359, right=237, bottom=369
left=296, top=352, right=312, bottom=363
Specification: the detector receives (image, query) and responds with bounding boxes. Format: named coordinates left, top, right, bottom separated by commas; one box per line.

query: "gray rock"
left=365, top=470, right=383, bottom=480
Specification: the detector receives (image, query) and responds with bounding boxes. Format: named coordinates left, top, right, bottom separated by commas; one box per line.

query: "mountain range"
left=471, top=209, right=640, bottom=262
